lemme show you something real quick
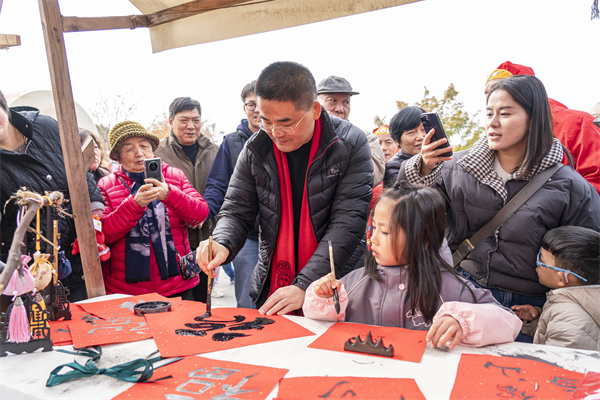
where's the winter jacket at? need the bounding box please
[365,130,386,187]
[383,149,413,188]
[203,120,259,240]
[155,131,217,248]
[532,285,600,351]
[303,265,521,347]
[98,162,208,296]
[399,137,600,296]
[0,107,104,262]
[212,110,373,304]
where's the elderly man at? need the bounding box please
[197,62,373,315]
[316,75,385,187]
[155,97,217,302]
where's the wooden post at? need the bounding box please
[38,0,106,298]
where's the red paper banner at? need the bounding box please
[79,293,183,319]
[568,371,600,400]
[48,303,93,346]
[450,354,584,400]
[145,303,315,357]
[275,376,426,399]
[112,355,289,400]
[307,322,427,363]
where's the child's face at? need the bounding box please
[536,248,561,289]
[371,198,405,266]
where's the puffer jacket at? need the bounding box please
[0,107,104,262]
[304,265,521,346]
[534,285,600,351]
[155,131,217,248]
[399,138,600,296]
[213,110,373,304]
[98,162,208,296]
[383,149,413,188]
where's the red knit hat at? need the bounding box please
[486,61,536,83]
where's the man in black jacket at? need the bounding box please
[197,62,373,315]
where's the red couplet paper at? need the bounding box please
[449,354,584,400]
[145,303,315,357]
[68,312,152,349]
[568,371,600,400]
[307,322,427,363]
[48,303,92,346]
[275,376,426,400]
[112,355,289,400]
[79,293,183,319]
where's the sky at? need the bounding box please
[1,0,599,142]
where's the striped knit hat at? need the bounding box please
[108,120,160,161]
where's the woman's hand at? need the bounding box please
[312,272,341,299]
[426,316,463,350]
[420,128,453,176]
[134,183,159,208]
[145,178,170,201]
[511,304,539,321]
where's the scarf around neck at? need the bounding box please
[268,119,322,300]
[122,169,179,283]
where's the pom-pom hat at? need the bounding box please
[108,120,160,161]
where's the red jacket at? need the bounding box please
[98,162,208,296]
[550,98,600,193]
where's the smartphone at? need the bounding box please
[144,157,162,185]
[420,112,453,158]
[594,118,600,128]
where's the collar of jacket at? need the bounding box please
[166,130,213,151]
[456,137,564,203]
[247,109,339,161]
[9,106,40,140]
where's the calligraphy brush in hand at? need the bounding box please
[202,221,213,318]
[328,235,340,314]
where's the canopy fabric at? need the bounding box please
[130,0,419,53]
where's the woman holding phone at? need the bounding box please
[383,106,427,187]
[98,121,209,298]
[398,75,600,342]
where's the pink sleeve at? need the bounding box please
[433,301,522,347]
[302,281,348,322]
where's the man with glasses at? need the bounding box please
[197,62,373,316]
[203,80,261,308]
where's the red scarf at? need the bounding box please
[269,119,321,299]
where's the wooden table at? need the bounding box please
[1,294,598,399]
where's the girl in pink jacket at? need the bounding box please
[303,181,522,349]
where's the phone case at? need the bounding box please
[178,251,201,280]
[144,158,163,183]
[420,112,453,158]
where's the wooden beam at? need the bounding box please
[38,0,106,299]
[62,15,149,32]
[146,0,254,27]
[0,34,21,49]
[62,0,255,32]
[81,136,95,172]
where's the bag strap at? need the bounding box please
[452,163,564,267]
[118,176,133,192]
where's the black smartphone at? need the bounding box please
[144,157,162,185]
[420,112,453,158]
[594,118,600,128]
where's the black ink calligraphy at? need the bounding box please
[483,362,521,377]
[175,315,275,341]
[319,381,357,398]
